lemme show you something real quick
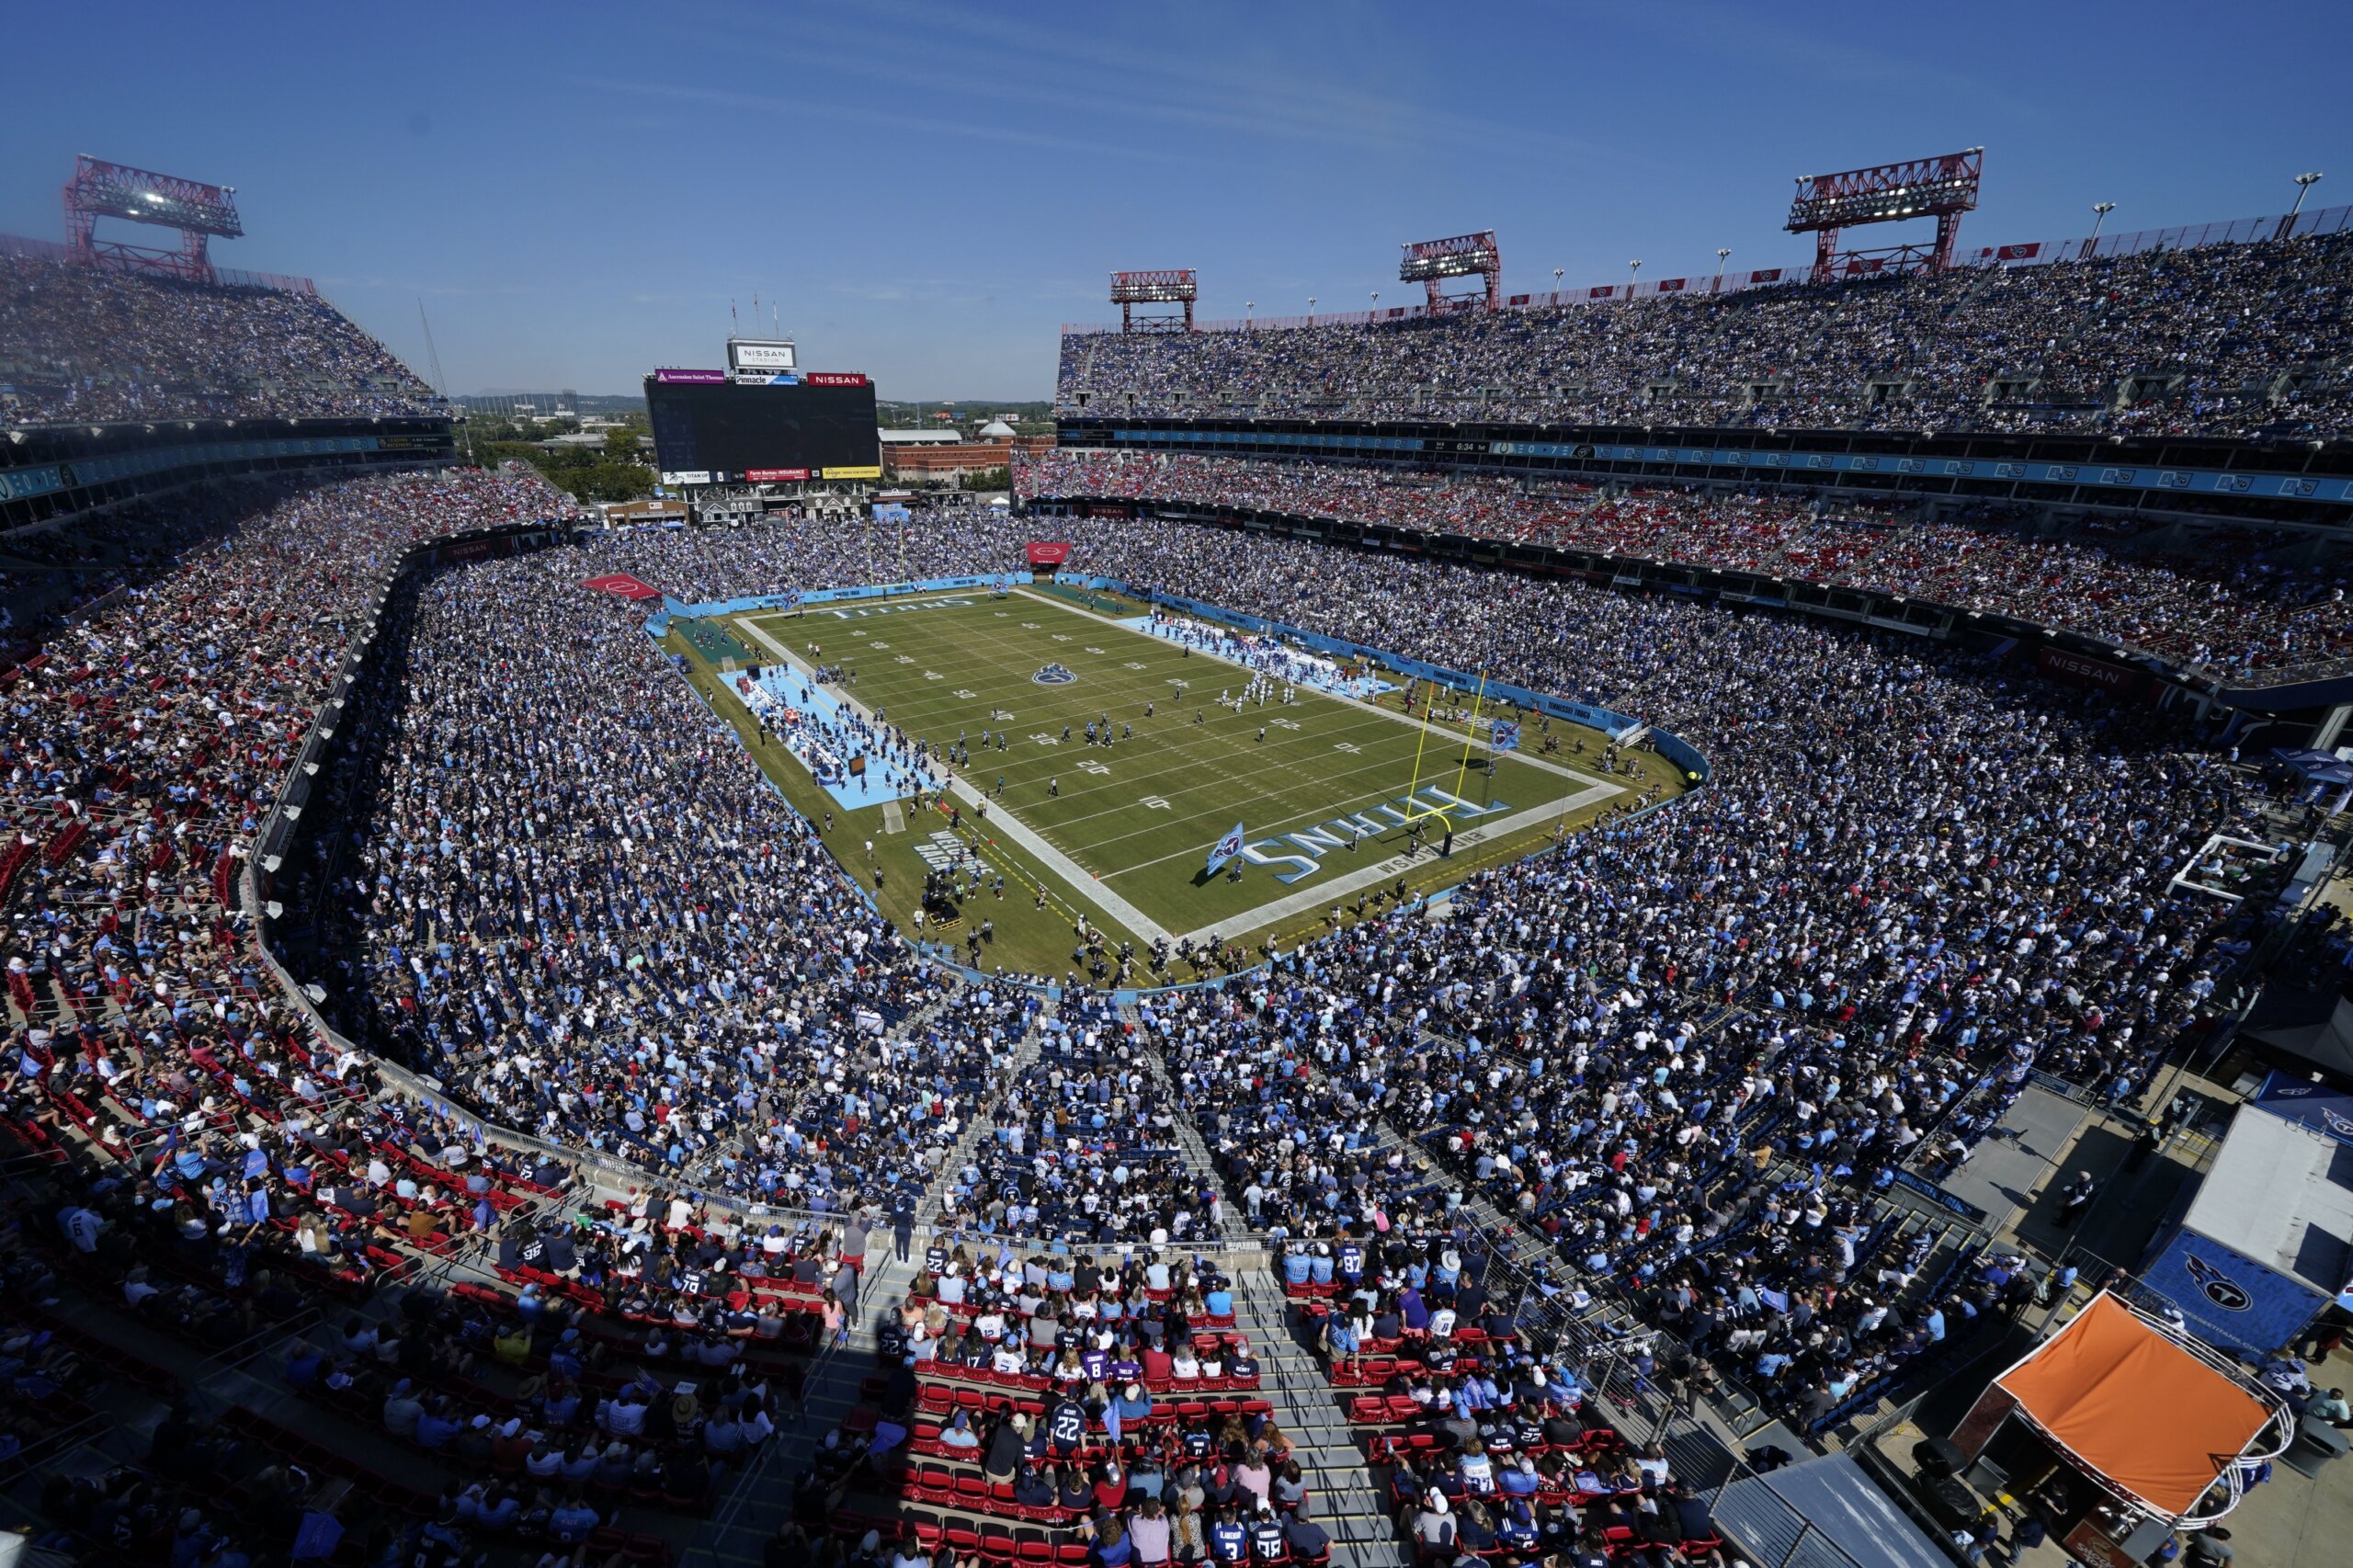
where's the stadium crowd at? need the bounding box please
[1058,233,2353,437]
[0,466,569,1134]
[5,169,2334,1568]
[938,997,1222,1245]
[273,495,2267,1443]
[0,254,440,425]
[1041,517,2262,1430]
[1017,449,2353,681]
[0,472,2300,1561]
[293,541,1048,1214]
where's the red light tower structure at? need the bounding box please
[1400,232,1501,312]
[63,155,244,283]
[1786,148,1982,281]
[1110,270,1198,333]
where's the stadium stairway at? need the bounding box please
[921,999,1053,1232]
[678,1245,919,1568]
[1123,1005,1412,1568]
[1278,1027,1789,1454]
[1229,1269,1414,1568]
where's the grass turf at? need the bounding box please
[729,588,1679,963]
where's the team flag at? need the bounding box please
[1205,822,1247,877]
[1492,720,1521,752]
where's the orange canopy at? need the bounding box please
[1996,1293,2273,1517]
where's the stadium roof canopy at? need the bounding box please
[2182,1108,2353,1303]
[1994,1294,2274,1518]
[2243,986,2353,1083]
[1713,1453,1949,1568]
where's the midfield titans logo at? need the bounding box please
[1032,663,1077,686]
[2184,1253,2252,1312]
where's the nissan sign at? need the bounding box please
[729,339,798,371]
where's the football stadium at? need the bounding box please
[3,18,2352,1568]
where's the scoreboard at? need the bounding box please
[644,370,881,483]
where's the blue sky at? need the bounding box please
[4,1,2346,401]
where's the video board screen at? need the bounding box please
[643,373,880,481]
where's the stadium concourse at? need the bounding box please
[1058,230,2353,437]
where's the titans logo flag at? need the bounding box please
[1205,822,1247,877]
[1491,721,1521,752]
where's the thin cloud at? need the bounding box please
[570,74,1186,164]
[701,0,1619,163]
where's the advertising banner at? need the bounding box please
[1026,541,1074,566]
[2036,644,2144,696]
[822,465,883,481]
[653,369,727,384]
[745,468,812,483]
[805,371,870,387]
[729,339,798,370]
[2143,1228,2325,1362]
[583,574,663,601]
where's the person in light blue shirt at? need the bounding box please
[413,1401,460,1450]
[549,1497,600,1546]
[1324,1314,1360,1374]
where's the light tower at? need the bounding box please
[1109,270,1198,333]
[63,155,244,283]
[1399,231,1501,312]
[2279,172,2325,239]
[2086,202,2116,260]
[1785,148,1984,281]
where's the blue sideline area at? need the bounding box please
[719,662,931,810]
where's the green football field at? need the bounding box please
[726,588,1646,953]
